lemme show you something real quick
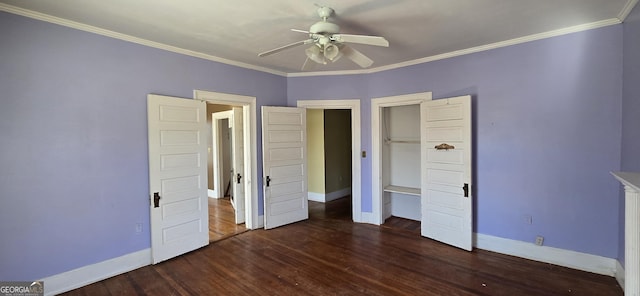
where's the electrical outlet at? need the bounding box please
[135,223,143,233]
[524,215,532,225]
[535,235,544,246]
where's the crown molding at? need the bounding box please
[1,3,628,78]
[288,18,621,77]
[619,0,640,21]
[0,3,288,77]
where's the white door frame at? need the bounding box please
[371,92,432,225]
[194,90,260,229]
[211,110,233,199]
[296,99,363,223]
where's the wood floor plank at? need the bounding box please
[208,197,248,242]
[62,197,622,295]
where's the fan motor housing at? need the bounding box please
[310,21,340,34]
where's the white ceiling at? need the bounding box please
[0,0,636,76]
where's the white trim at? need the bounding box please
[287,19,621,77]
[0,3,286,77]
[325,187,351,202]
[619,0,640,22]
[360,212,378,225]
[474,233,617,276]
[371,92,433,225]
[616,260,625,292]
[307,192,325,202]
[308,187,352,203]
[296,99,362,223]
[612,172,640,294]
[256,215,264,228]
[40,248,151,296]
[194,90,259,230]
[208,189,218,198]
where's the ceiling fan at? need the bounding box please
[258,5,389,70]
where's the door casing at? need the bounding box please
[194,90,260,229]
[372,92,432,225]
[296,99,363,223]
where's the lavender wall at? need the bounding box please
[622,4,640,173]
[619,2,640,267]
[288,25,623,258]
[0,12,286,280]
[0,7,630,282]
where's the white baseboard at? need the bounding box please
[616,260,625,292]
[40,248,151,296]
[308,187,351,203]
[474,233,616,276]
[326,187,351,202]
[308,192,325,202]
[208,189,223,199]
[351,214,617,277]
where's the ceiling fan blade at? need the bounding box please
[291,28,310,34]
[333,34,389,47]
[341,45,374,68]
[258,39,312,57]
[301,57,317,71]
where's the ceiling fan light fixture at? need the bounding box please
[324,43,340,61]
[305,45,326,64]
[258,5,388,69]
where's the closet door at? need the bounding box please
[421,95,472,251]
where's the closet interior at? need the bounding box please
[381,104,422,222]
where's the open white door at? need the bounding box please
[231,107,245,224]
[421,95,473,251]
[148,94,209,264]
[262,106,308,229]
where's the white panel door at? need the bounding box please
[231,107,245,224]
[421,95,473,251]
[148,94,209,264]
[262,106,308,229]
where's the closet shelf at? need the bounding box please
[385,138,420,144]
[384,185,421,196]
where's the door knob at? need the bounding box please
[153,192,161,208]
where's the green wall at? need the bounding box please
[324,109,352,193]
[307,109,325,193]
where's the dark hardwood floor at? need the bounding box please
[63,197,622,295]
[208,197,247,242]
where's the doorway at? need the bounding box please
[194,90,259,230]
[297,99,363,223]
[306,109,353,219]
[208,106,247,241]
